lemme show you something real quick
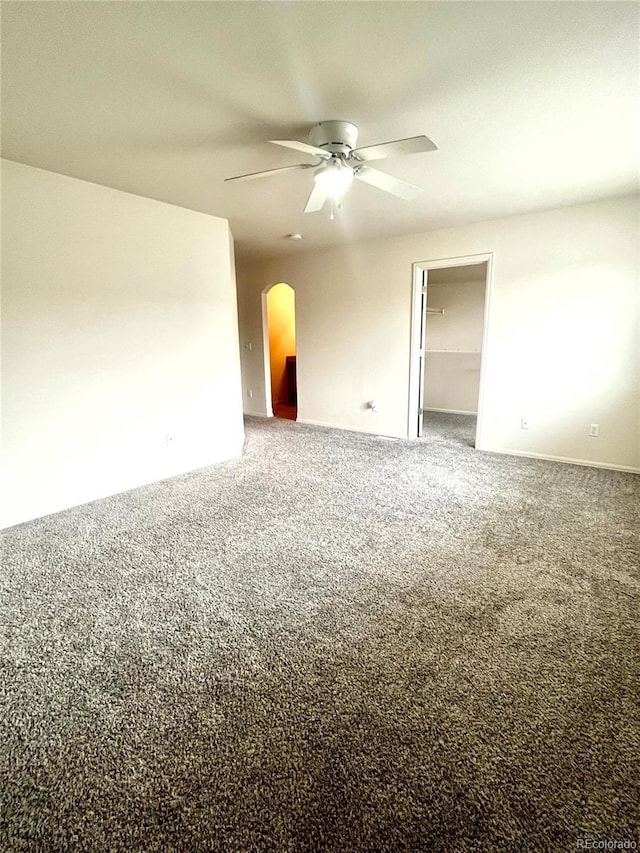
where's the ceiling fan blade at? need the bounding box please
[352,135,437,162]
[270,140,332,160]
[355,166,423,200]
[224,163,315,183]
[304,182,327,213]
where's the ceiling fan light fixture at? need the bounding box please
[314,161,354,197]
[225,122,436,213]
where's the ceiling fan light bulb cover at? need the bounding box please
[314,162,354,197]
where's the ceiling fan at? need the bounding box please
[224,120,437,215]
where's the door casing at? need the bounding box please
[408,253,494,447]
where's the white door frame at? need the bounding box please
[408,252,494,448]
[261,288,274,417]
[416,274,428,438]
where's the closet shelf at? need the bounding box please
[426,349,481,354]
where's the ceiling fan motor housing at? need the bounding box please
[309,121,359,156]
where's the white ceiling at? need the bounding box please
[2,2,638,261]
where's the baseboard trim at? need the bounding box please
[424,407,477,416]
[243,410,272,418]
[483,447,640,474]
[0,443,246,531]
[296,417,402,440]
[265,416,639,474]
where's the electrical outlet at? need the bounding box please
[247,389,253,399]
[166,434,176,447]
[589,423,599,437]
[520,417,529,430]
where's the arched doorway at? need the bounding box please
[263,283,297,420]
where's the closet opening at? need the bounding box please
[408,254,493,448]
[263,282,297,420]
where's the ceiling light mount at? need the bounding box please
[309,120,359,156]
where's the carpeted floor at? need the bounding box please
[1,414,639,852]
[421,411,477,447]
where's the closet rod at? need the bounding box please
[426,308,444,315]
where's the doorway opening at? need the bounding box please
[408,254,493,448]
[263,282,297,420]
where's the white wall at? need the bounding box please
[424,352,482,415]
[424,277,486,414]
[1,160,244,528]
[236,195,639,472]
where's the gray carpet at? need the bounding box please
[421,411,477,447]
[1,414,639,852]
